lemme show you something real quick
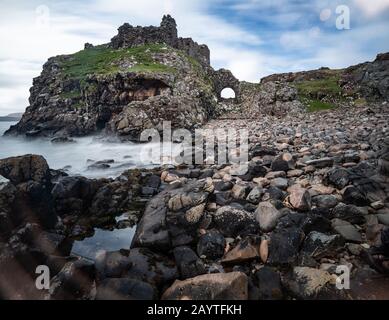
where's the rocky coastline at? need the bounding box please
[1,16,389,300]
[1,101,388,300]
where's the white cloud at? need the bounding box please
[0,0,388,115]
[354,0,389,17]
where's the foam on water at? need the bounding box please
[0,122,181,179]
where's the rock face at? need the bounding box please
[341,53,389,101]
[6,13,387,139]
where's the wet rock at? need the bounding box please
[162,272,248,300]
[324,167,350,189]
[214,180,234,191]
[264,186,286,201]
[221,238,260,264]
[51,136,76,144]
[246,186,264,204]
[0,155,51,185]
[332,219,362,243]
[254,267,283,300]
[305,157,334,169]
[302,231,345,259]
[268,227,304,266]
[231,183,250,200]
[49,258,96,300]
[284,267,338,300]
[197,230,225,260]
[88,163,110,170]
[126,248,178,289]
[287,185,312,211]
[342,186,369,206]
[238,160,267,181]
[95,250,131,280]
[133,179,213,251]
[173,246,206,279]
[377,214,389,226]
[378,153,389,176]
[332,203,366,225]
[213,206,259,237]
[96,278,156,300]
[270,177,288,190]
[271,153,295,172]
[250,145,277,158]
[255,201,285,232]
[312,195,338,208]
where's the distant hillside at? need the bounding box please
[0,112,23,121]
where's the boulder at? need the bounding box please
[287,185,312,211]
[302,231,345,259]
[162,272,248,300]
[255,202,285,232]
[312,195,338,208]
[213,206,259,237]
[254,267,283,300]
[49,258,96,300]
[284,267,338,300]
[378,153,389,176]
[221,238,260,264]
[196,230,225,260]
[246,186,264,204]
[342,186,369,206]
[271,153,295,172]
[332,219,362,243]
[268,226,305,266]
[332,203,366,225]
[0,155,51,185]
[173,246,206,279]
[324,167,350,189]
[96,278,156,300]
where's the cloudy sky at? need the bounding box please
[0,0,389,115]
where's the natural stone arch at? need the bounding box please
[213,69,241,102]
[220,87,236,99]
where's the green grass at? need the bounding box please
[60,44,176,81]
[306,99,336,112]
[296,76,342,98]
[295,74,343,112]
[128,63,175,73]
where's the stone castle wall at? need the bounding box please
[110,15,210,66]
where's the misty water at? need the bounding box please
[0,121,181,179]
[0,121,178,259]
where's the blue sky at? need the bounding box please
[0,0,389,115]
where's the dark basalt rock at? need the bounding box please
[254,267,284,300]
[173,246,206,279]
[332,203,366,225]
[302,231,345,259]
[96,278,156,300]
[213,205,260,238]
[342,186,369,206]
[196,230,225,260]
[49,258,96,300]
[324,167,350,189]
[268,226,305,267]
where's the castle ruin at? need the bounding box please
[110,15,211,66]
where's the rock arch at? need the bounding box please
[213,69,241,102]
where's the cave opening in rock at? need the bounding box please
[220,87,236,100]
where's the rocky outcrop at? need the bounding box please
[110,15,210,66]
[341,53,389,101]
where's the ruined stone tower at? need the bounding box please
[110,15,210,66]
